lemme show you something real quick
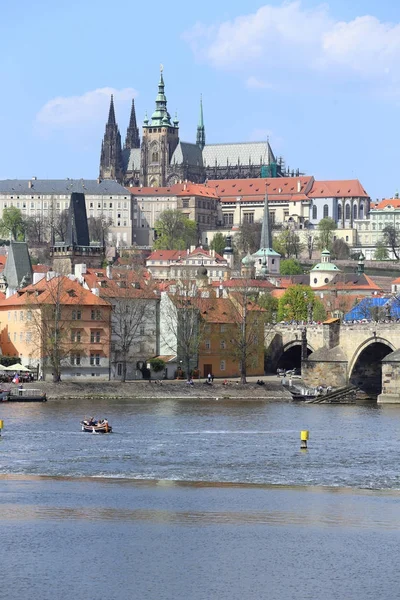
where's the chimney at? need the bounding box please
[28,181,32,189]
[106,264,112,279]
[74,263,87,278]
[91,288,100,297]
[297,180,301,193]
[33,272,45,284]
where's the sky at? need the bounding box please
[1,0,400,200]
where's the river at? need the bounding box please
[1,398,399,599]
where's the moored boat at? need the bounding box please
[81,418,112,433]
[0,389,47,402]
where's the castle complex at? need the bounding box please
[99,68,297,187]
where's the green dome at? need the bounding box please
[311,263,340,272]
[242,253,255,266]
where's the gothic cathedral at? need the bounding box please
[99,68,293,187]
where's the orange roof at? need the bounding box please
[317,274,382,292]
[147,247,225,263]
[373,198,400,210]
[207,176,314,198]
[82,268,157,300]
[0,276,111,308]
[392,276,400,284]
[0,256,6,272]
[32,264,51,273]
[308,180,369,198]
[210,279,274,289]
[129,183,218,198]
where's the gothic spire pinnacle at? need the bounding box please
[196,94,206,150]
[107,94,116,126]
[124,98,140,149]
[260,192,272,251]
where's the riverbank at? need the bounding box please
[16,376,291,401]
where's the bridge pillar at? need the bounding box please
[301,318,347,387]
[377,349,400,403]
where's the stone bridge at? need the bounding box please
[266,320,400,402]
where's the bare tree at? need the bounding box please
[25,276,84,382]
[160,282,207,378]
[88,215,113,244]
[227,286,266,384]
[53,209,69,242]
[382,225,400,260]
[25,214,49,245]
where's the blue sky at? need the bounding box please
[1,0,400,200]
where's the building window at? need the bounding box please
[72,310,82,320]
[90,353,100,366]
[220,360,226,371]
[345,204,351,220]
[117,363,122,376]
[223,213,234,226]
[19,311,24,321]
[71,330,81,342]
[182,199,189,208]
[205,339,211,350]
[26,332,32,343]
[7,311,10,321]
[71,353,81,365]
[220,340,226,349]
[220,324,226,333]
[337,204,342,221]
[312,205,317,220]
[91,309,101,320]
[90,331,101,343]
[353,204,358,219]
[243,212,254,224]
[139,325,145,335]
[323,204,329,218]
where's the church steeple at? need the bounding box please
[150,65,173,127]
[107,94,116,125]
[196,94,206,150]
[124,98,140,149]
[99,94,123,183]
[251,192,281,276]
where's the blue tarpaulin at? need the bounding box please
[344,297,400,321]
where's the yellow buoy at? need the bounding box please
[0,419,3,435]
[300,430,309,449]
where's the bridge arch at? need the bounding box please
[276,341,315,372]
[349,337,395,395]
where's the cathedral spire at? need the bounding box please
[124,98,140,149]
[150,64,172,127]
[196,94,206,150]
[99,94,123,182]
[107,94,116,126]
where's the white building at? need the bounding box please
[354,198,400,259]
[0,178,132,246]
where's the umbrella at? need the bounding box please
[0,364,24,372]
[18,366,33,372]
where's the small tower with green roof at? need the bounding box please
[140,65,180,186]
[310,248,341,288]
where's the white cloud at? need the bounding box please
[184,2,400,90]
[245,76,275,90]
[36,87,137,129]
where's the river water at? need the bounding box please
[1,398,399,599]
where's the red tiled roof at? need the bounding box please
[32,264,51,273]
[210,279,274,289]
[373,198,400,210]
[308,180,369,198]
[207,176,314,198]
[0,256,6,272]
[0,276,111,307]
[147,247,225,262]
[82,268,157,300]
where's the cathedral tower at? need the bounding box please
[140,67,179,187]
[196,95,206,150]
[124,98,140,149]
[99,95,123,183]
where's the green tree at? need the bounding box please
[154,210,198,250]
[256,293,278,323]
[317,217,337,251]
[236,222,261,255]
[210,232,227,256]
[382,225,400,260]
[374,241,389,260]
[273,229,304,258]
[280,258,303,275]
[0,207,26,240]
[277,285,326,322]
